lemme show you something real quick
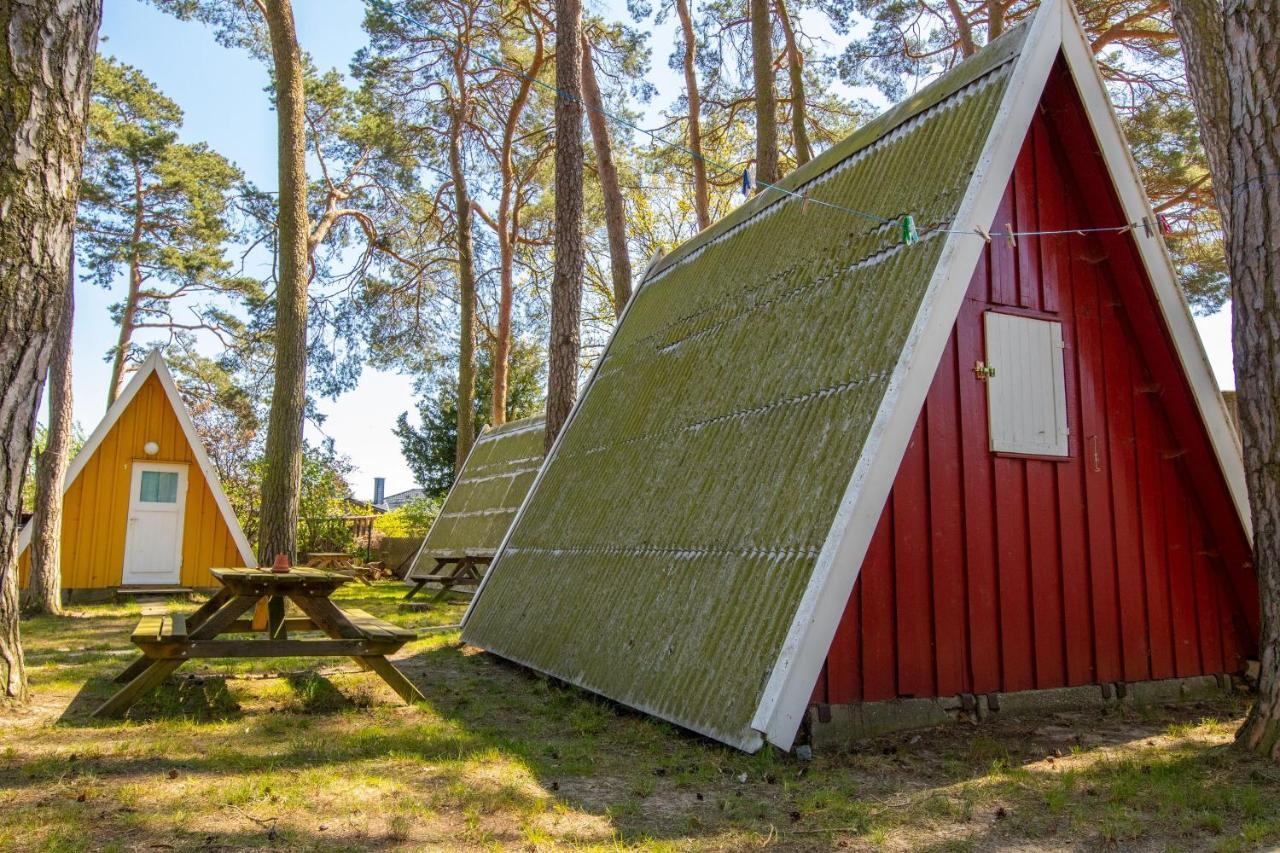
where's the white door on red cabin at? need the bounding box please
[121,462,188,585]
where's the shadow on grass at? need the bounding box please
[283,671,368,713]
[21,596,1279,849]
[58,670,242,724]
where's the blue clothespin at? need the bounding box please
[742,167,753,197]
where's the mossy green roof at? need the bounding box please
[462,26,1029,750]
[409,415,545,570]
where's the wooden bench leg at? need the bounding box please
[357,655,425,704]
[403,579,426,601]
[94,658,184,718]
[113,654,156,684]
[115,588,234,682]
[267,595,287,640]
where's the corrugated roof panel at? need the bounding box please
[412,415,546,563]
[463,31,1026,750]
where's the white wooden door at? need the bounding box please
[121,462,188,585]
[984,311,1070,456]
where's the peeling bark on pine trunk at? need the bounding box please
[773,0,810,167]
[1225,0,1280,760]
[450,102,478,471]
[546,0,585,453]
[581,33,632,316]
[0,0,101,701]
[674,0,710,231]
[256,0,310,565]
[751,0,778,189]
[1169,0,1234,235]
[23,264,74,616]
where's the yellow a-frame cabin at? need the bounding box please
[18,350,256,592]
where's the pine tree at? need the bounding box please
[77,56,256,405]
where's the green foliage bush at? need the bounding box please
[374,495,442,538]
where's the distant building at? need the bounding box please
[377,487,427,512]
[17,351,256,590]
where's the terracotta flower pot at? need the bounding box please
[271,553,291,574]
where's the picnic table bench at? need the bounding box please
[305,552,383,585]
[403,555,490,601]
[95,566,425,717]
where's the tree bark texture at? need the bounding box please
[773,0,810,168]
[546,0,585,453]
[0,0,101,701]
[674,0,711,231]
[751,0,779,189]
[1224,0,1280,759]
[988,0,1005,40]
[256,0,311,565]
[449,101,478,471]
[1169,0,1234,236]
[23,263,74,616]
[581,33,632,316]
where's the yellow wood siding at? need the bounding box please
[18,374,246,588]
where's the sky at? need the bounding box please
[72,0,1237,503]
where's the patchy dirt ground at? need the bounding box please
[2,584,1279,851]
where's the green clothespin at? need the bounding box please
[901,214,919,245]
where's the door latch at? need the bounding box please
[973,361,996,380]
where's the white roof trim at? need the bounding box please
[17,349,258,567]
[752,0,1251,751]
[1054,2,1251,539]
[750,0,1065,750]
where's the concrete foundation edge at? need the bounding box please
[806,673,1233,749]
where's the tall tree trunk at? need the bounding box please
[751,0,779,189]
[492,223,513,428]
[0,0,101,702]
[23,264,74,616]
[674,0,710,231]
[581,33,632,316]
[256,0,310,565]
[546,0,585,453]
[1223,0,1280,759]
[1169,0,1234,236]
[773,0,811,168]
[491,27,544,427]
[944,0,977,57]
[449,101,477,471]
[108,170,144,408]
[988,0,1005,40]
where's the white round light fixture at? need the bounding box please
[143,441,160,456]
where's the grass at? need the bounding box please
[2,582,1279,850]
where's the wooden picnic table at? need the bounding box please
[305,552,380,585]
[94,566,425,718]
[304,552,356,570]
[404,555,490,602]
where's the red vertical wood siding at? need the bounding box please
[816,67,1256,706]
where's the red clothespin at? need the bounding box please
[1157,214,1173,235]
